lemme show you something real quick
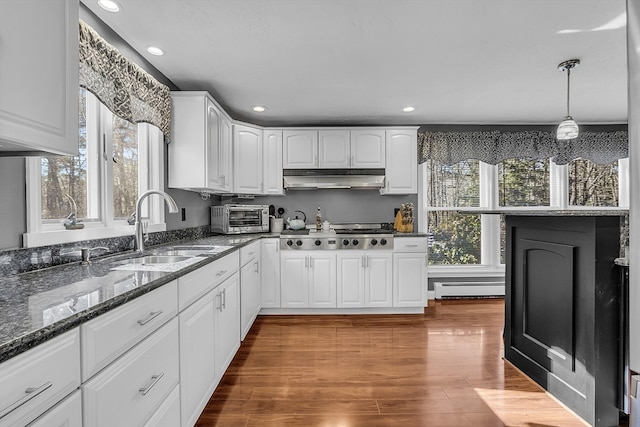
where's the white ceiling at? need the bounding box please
[82,0,628,127]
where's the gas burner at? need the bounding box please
[338,228,390,234]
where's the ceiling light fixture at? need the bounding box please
[146,46,164,56]
[97,0,120,12]
[251,105,267,112]
[402,106,415,112]
[556,59,580,140]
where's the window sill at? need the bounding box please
[428,264,505,279]
[23,223,167,248]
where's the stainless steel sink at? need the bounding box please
[128,255,192,265]
[159,249,209,257]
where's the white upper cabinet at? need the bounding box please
[263,130,284,195]
[0,0,79,156]
[382,128,418,195]
[318,130,350,168]
[169,92,231,193]
[283,130,318,168]
[284,128,386,169]
[350,130,386,168]
[233,124,263,194]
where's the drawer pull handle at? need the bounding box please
[137,310,163,326]
[406,244,418,247]
[0,381,52,418]
[216,269,227,277]
[139,373,164,396]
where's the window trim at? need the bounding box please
[24,95,167,248]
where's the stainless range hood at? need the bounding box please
[283,169,385,190]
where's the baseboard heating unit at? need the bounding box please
[434,281,505,299]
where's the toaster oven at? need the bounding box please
[211,204,269,234]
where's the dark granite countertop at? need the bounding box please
[0,234,264,363]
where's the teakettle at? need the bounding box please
[286,210,307,230]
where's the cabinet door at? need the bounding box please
[143,385,180,427]
[337,253,365,308]
[206,99,222,190]
[280,253,309,307]
[233,125,263,194]
[179,292,216,427]
[240,259,260,340]
[215,273,241,380]
[383,130,417,194]
[365,253,393,307]
[261,239,281,308]
[283,131,318,168]
[309,253,337,308]
[350,130,385,168]
[27,389,81,427]
[263,130,284,194]
[219,114,233,192]
[0,0,79,156]
[393,253,427,307]
[319,130,350,168]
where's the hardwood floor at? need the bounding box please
[195,299,607,426]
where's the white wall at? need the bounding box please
[627,0,639,373]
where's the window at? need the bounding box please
[24,88,166,247]
[425,159,482,265]
[421,157,628,270]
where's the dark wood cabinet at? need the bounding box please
[504,215,621,427]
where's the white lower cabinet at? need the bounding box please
[260,238,281,308]
[27,389,81,427]
[337,252,392,308]
[82,318,180,427]
[0,329,80,427]
[280,252,336,308]
[215,273,241,380]
[240,242,261,340]
[393,238,428,307]
[179,290,216,427]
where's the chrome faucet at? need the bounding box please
[134,190,179,252]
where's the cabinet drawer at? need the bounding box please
[143,384,180,427]
[179,251,239,310]
[81,281,178,381]
[83,317,180,427]
[394,237,428,252]
[240,241,259,266]
[0,329,80,427]
[27,389,81,427]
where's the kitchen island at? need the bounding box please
[502,212,625,427]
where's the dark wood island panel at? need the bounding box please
[504,215,622,427]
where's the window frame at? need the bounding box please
[24,91,167,248]
[420,157,628,274]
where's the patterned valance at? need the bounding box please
[418,130,628,165]
[79,20,171,138]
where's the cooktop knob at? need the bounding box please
[286,239,293,246]
[352,239,359,246]
[371,239,378,245]
[380,238,387,246]
[314,239,322,246]
[342,239,350,246]
[296,240,303,246]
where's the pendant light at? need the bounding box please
[556,59,580,140]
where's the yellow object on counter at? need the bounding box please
[394,211,413,233]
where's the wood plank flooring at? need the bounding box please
[195,299,609,426]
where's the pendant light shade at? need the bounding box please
[556,59,580,141]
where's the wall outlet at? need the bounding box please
[181,208,186,221]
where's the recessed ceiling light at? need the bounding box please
[146,46,164,56]
[402,106,415,112]
[251,105,267,112]
[98,0,120,12]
